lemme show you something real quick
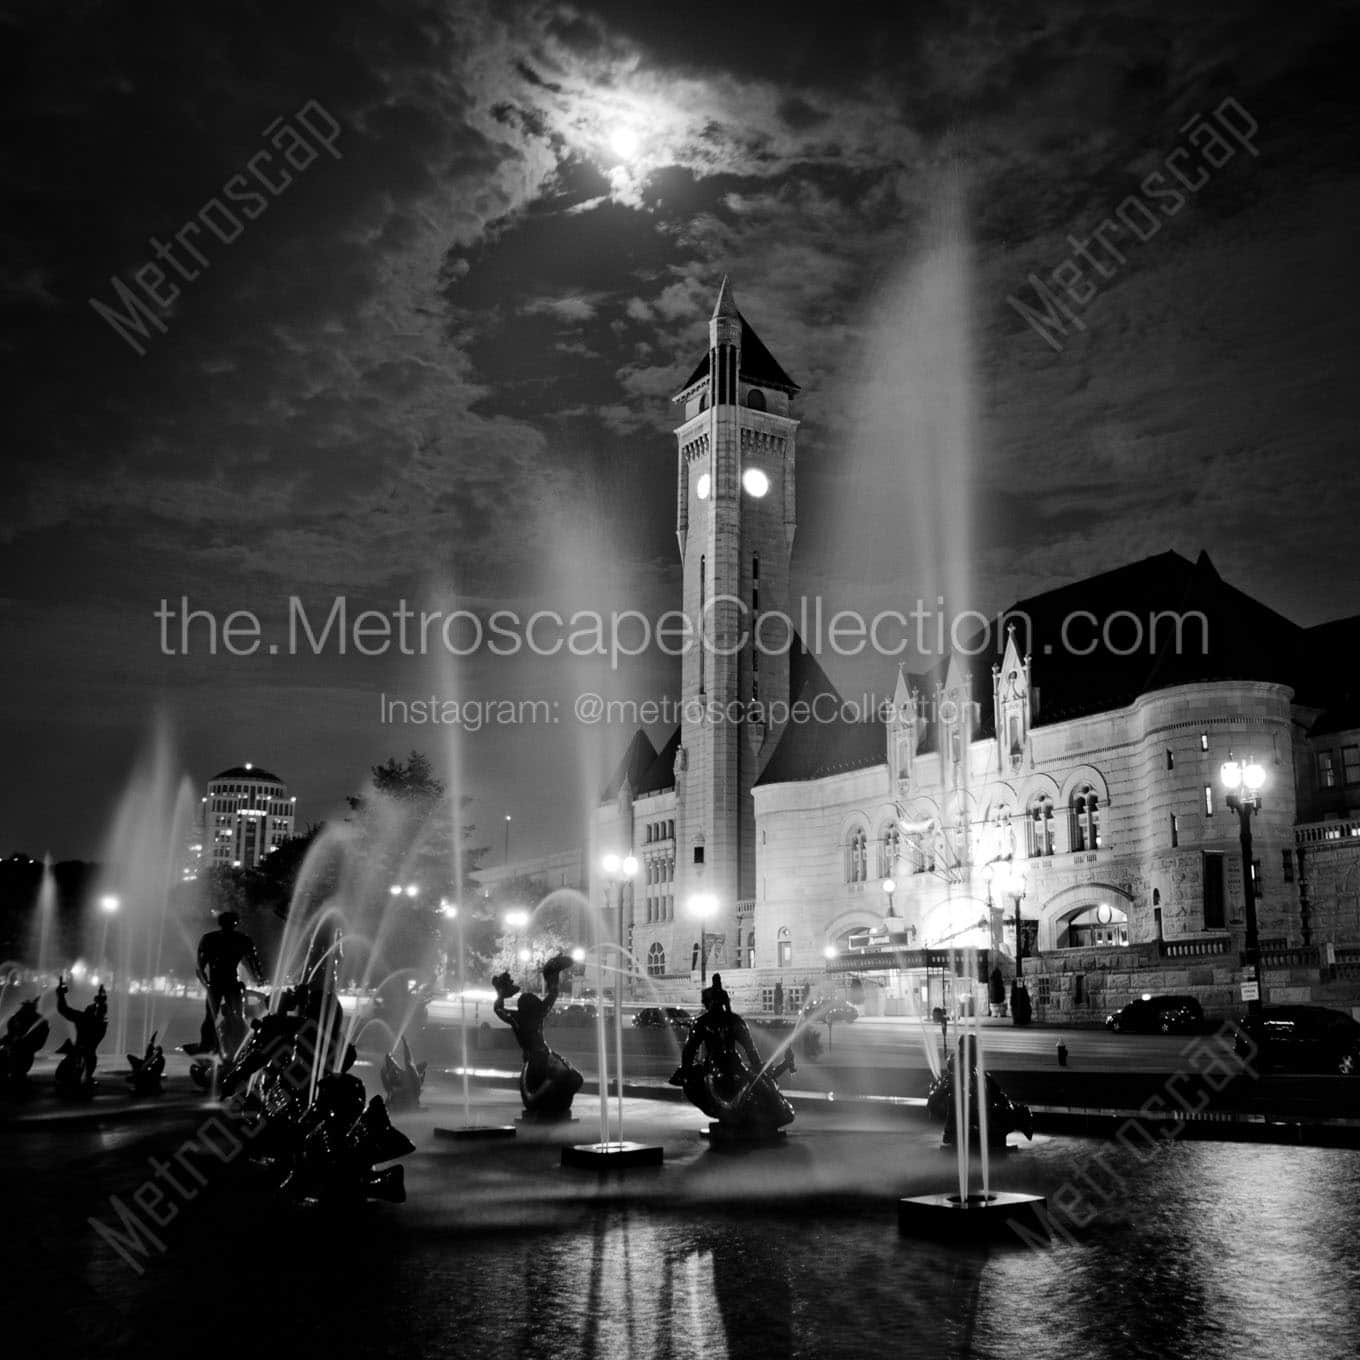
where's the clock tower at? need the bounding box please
[671,278,800,957]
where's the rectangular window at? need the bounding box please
[777,940,792,967]
[1282,849,1295,883]
[1170,813,1179,848]
[1203,785,1214,816]
[1318,752,1337,788]
[1166,749,1175,770]
[1203,852,1226,930]
[694,846,705,865]
[1343,746,1360,785]
[1200,733,1209,751]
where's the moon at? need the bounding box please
[609,125,640,161]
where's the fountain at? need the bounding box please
[433,900,516,1140]
[899,947,1046,1240]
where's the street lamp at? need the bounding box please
[882,877,896,915]
[689,893,718,984]
[1222,757,1267,1017]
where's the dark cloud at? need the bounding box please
[3,0,1356,857]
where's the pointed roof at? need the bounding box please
[755,640,884,786]
[675,280,800,397]
[634,727,682,796]
[951,549,1313,730]
[601,729,658,802]
[712,275,739,320]
[757,549,1341,788]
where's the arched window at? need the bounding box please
[1060,904,1128,948]
[745,387,766,411]
[846,827,868,883]
[1070,786,1101,852]
[777,925,792,968]
[1028,796,1055,857]
[647,942,665,977]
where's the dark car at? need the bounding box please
[802,999,859,1025]
[1233,1005,1360,1075]
[631,1007,693,1035]
[1105,994,1203,1034]
[549,1001,597,1028]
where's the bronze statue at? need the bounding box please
[381,1036,426,1111]
[492,954,583,1119]
[0,997,50,1090]
[54,978,108,1099]
[671,974,795,1133]
[125,1031,166,1096]
[925,1035,1034,1148]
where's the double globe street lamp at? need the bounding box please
[1221,757,1267,1017]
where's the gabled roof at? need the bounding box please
[756,641,883,786]
[951,549,1310,728]
[635,727,681,796]
[677,315,800,396]
[600,730,658,802]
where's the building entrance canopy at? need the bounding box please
[825,949,992,979]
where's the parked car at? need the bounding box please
[803,999,859,1025]
[1233,1005,1360,1075]
[549,1001,598,1028]
[631,1007,694,1035]
[1105,994,1204,1034]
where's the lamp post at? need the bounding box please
[504,813,512,863]
[689,893,717,984]
[1222,757,1267,1017]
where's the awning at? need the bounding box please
[825,948,991,978]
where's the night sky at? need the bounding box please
[5,0,1358,862]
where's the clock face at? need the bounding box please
[695,472,711,500]
[742,467,769,497]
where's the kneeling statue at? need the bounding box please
[493,954,583,1120]
[926,1035,1033,1148]
[671,975,795,1135]
[54,978,107,1099]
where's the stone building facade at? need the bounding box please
[593,280,1360,1021]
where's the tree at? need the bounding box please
[336,752,486,983]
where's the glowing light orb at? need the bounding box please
[695,472,711,500]
[609,126,640,161]
[742,468,769,497]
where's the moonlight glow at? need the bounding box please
[609,125,640,161]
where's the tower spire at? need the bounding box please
[712,275,738,320]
